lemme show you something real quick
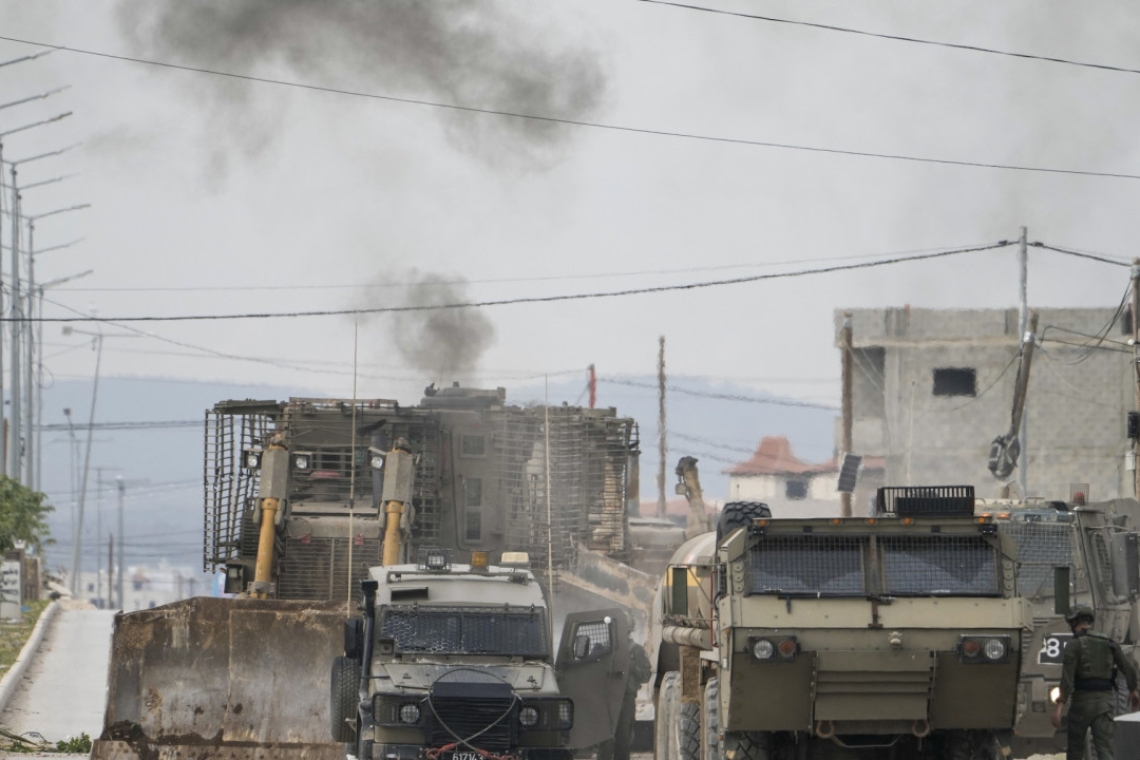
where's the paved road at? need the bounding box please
[0,607,116,745]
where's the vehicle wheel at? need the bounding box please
[330,655,361,743]
[703,678,719,760]
[679,700,701,760]
[721,732,769,760]
[656,672,682,760]
[717,502,772,544]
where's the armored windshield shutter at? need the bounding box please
[671,567,689,617]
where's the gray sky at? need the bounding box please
[0,0,1137,414]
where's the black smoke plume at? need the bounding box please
[388,273,496,379]
[117,0,607,167]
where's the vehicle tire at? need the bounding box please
[721,732,769,760]
[703,678,719,760]
[330,655,360,743]
[679,700,701,760]
[717,502,771,544]
[656,672,682,760]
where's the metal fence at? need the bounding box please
[1004,521,1075,598]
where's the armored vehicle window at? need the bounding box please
[748,536,865,596]
[879,535,998,596]
[379,606,548,657]
[932,367,977,397]
[1005,521,1074,597]
[464,477,484,541]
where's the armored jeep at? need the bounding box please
[651,485,1033,759]
[332,548,632,760]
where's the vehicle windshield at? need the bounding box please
[1002,519,1074,597]
[378,605,549,657]
[747,533,1000,597]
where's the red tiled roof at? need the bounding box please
[725,436,828,476]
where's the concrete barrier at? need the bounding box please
[0,602,60,714]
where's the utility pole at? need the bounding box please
[841,312,854,517]
[7,162,20,481]
[656,336,667,519]
[117,475,125,609]
[107,533,114,610]
[1017,227,1029,497]
[69,330,103,595]
[1132,258,1140,499]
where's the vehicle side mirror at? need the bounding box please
[573,634,590,660]
[1054,566,1071,616]
[344,618,364,660]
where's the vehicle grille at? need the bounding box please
[429,696,515,751]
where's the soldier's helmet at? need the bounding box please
[1065,604,1095,626]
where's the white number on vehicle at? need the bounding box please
[1038,633,1072,665]
[453,752,479,760]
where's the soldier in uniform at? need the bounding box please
[1051,604,1140,759]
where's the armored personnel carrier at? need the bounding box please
[650,485,1033,760]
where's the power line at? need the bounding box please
[37,420,199,432]
[45,245,997,293]
[639,0,1140,77]
[17,241,1013,323]
[604,377,838,410]
[1031,242,1131,267]
[1,35,1138,181]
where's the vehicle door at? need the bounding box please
[555,609,630,749]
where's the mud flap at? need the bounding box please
[92,596,350,760]
[555,608,630,750]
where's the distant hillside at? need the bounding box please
[34,375,835,580]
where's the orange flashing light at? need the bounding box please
[758,519,770,527]
[831,518,842,525]
[867,518,877,525]
[902,517,914,525]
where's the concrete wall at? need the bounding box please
[728,472,841,518]
[837,307,1132,501]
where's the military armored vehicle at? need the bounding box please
[332,548,630,760]
[651,485,1033,760]
[92,387,654,760]
[973,495,1140,757]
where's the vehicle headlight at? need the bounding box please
[371,454,385,470]
[519,707,539,727]
[293,454,310,470]
[752,639,774,660]
[243,450,262,469]
[399,703,421,724]
[1050,686,1062,704]
[983,638,1007,661]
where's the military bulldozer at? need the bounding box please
[650,485,1034,760]
[92,386,658,760]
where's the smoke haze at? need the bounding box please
[388,273,497,379]
[116,0,608,167]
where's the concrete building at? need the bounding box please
[836,306,1132,502]
[74,561,206,610]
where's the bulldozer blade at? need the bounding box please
[92,596,350,760]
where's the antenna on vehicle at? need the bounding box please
[348,319,359,611]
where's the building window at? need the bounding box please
[785,479,808,500]
[464,477,483,541]
[460,434,486,458]
[932,368,977,397]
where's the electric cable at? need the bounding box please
[1031,242,1131,267]
[0,34,1137,180]
[639,0,1140,77]
[15,241,1014,323]
[602,377,838,410]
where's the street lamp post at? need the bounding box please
[23,204,90,486]
[66,326,102,596]
[3,140,79,481]
[33,267,91,492]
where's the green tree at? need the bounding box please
[0,477,52,553]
